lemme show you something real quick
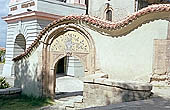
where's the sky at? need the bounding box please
[0,0,10,48]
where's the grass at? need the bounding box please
[0,95,54,110]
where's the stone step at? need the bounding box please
[74,102,84,109]
[54,95,83,110]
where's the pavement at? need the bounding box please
[55,76,83,93]
[83,97,170,110]
[54,76,83,109]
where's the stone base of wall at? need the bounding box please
[80,74,152,108]
[150,73,170,86]
[0,87,22,98]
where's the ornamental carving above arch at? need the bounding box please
[50,31,90,53]
[42,26,96,98]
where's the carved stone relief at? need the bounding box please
[50,31,90,53]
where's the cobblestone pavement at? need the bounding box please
[83,97,170,110]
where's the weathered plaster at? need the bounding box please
[87,20,168,82]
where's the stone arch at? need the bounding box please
[13,34,26,58]
[42,24,96,97]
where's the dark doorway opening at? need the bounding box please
[56,57,66,74]
[54,56,84,102]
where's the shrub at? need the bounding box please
[0,48,5,63]
[0,77,10,89]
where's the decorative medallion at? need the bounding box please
[51,31,89,53]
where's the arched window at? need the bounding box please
[106,10,112,21]
[13,34,26,58]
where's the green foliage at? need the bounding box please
[0,94,54,110]
[0,77,10,89]
[0,49,5,63]
[0,49,5,57]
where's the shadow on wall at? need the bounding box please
[14,59,42,97]
[116,84,152,103]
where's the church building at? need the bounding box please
[2,0,170,103]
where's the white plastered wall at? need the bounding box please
[87,20,168,82]
[14,43,43,97]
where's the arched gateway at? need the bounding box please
[13,4,170,98]
[42,25,96,97]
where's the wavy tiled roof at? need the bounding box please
[13,4,170,61]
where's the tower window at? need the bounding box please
[106,10,112,21]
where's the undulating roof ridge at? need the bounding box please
[12,4,170,61]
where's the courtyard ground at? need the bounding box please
[1,76,170,110]
[83,96,170,110]
[0,95,54,110]
[41,76,170,110]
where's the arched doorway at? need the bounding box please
[54,56,84,98]
[13,34,26,58]
[42,25,96,98]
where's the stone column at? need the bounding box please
[151,39,170,85]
